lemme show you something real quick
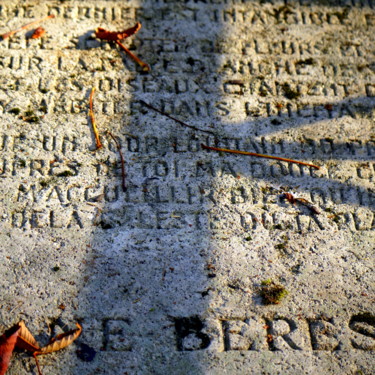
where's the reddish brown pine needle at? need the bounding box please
[32,354,43,375]
[140,101,215,135]
[89,88,103,150]
[201,144,320,170]
[107,131,126,192]
[116,40,150,72]
[1,14,55,40]
[139,101,320,169]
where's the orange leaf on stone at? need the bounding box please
[95,22,141,41]
[16,321,40,352]
[0,320,82,375]
[0,323,20,375]
[34,322,82,356]
[95,22,150,72]
[32,323,82,375]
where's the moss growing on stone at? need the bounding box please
[23,109,40,123]
[295,58,315,66]
[275,243,286,250]
[261,279,272,286]
[332,215,341,223]
[271,119,282,125]
[56,170,74,177]
[282,84,300,100]
[39,177,58,187]
[9,108,21,115]
[259,279,288,305]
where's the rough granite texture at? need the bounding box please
[0,0,374,374]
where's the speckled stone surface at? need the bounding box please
[0,1,374,374]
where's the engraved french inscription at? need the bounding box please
[0,0,374,374]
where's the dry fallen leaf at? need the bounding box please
[0,321,82,375]
[35,322,82,355]
[16,321,40,352]
[0,324,20,375]
[95,22,141,41]
[32,322,82,375]
[95,22,150,72]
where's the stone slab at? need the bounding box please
[0,0,374,374]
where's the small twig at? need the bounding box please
[201,144,320,170]
[89,88,103,150]
[281,192,320,214]
[139,100,320,170]
[33,353,43,375]
[116,40,150,72]
[139,100,215,135]
[107,131,126,192]
[1,14,55,40]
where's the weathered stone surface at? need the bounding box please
[0,0,374,374]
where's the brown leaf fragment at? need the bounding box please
[16,321,40,352]
[95,22,141,41]
[30,27,46,39]
[281,192,296,204]
[0,323,20,375]
[35,323,82,356]
[281,193,320,214]
[296,198,320,214]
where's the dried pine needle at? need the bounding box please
[89,88,103,150]
[116,40,150,72]
[1,14,55,40]
[201,144,320,170]
[140,101,214,135]
[139,100,321,170]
